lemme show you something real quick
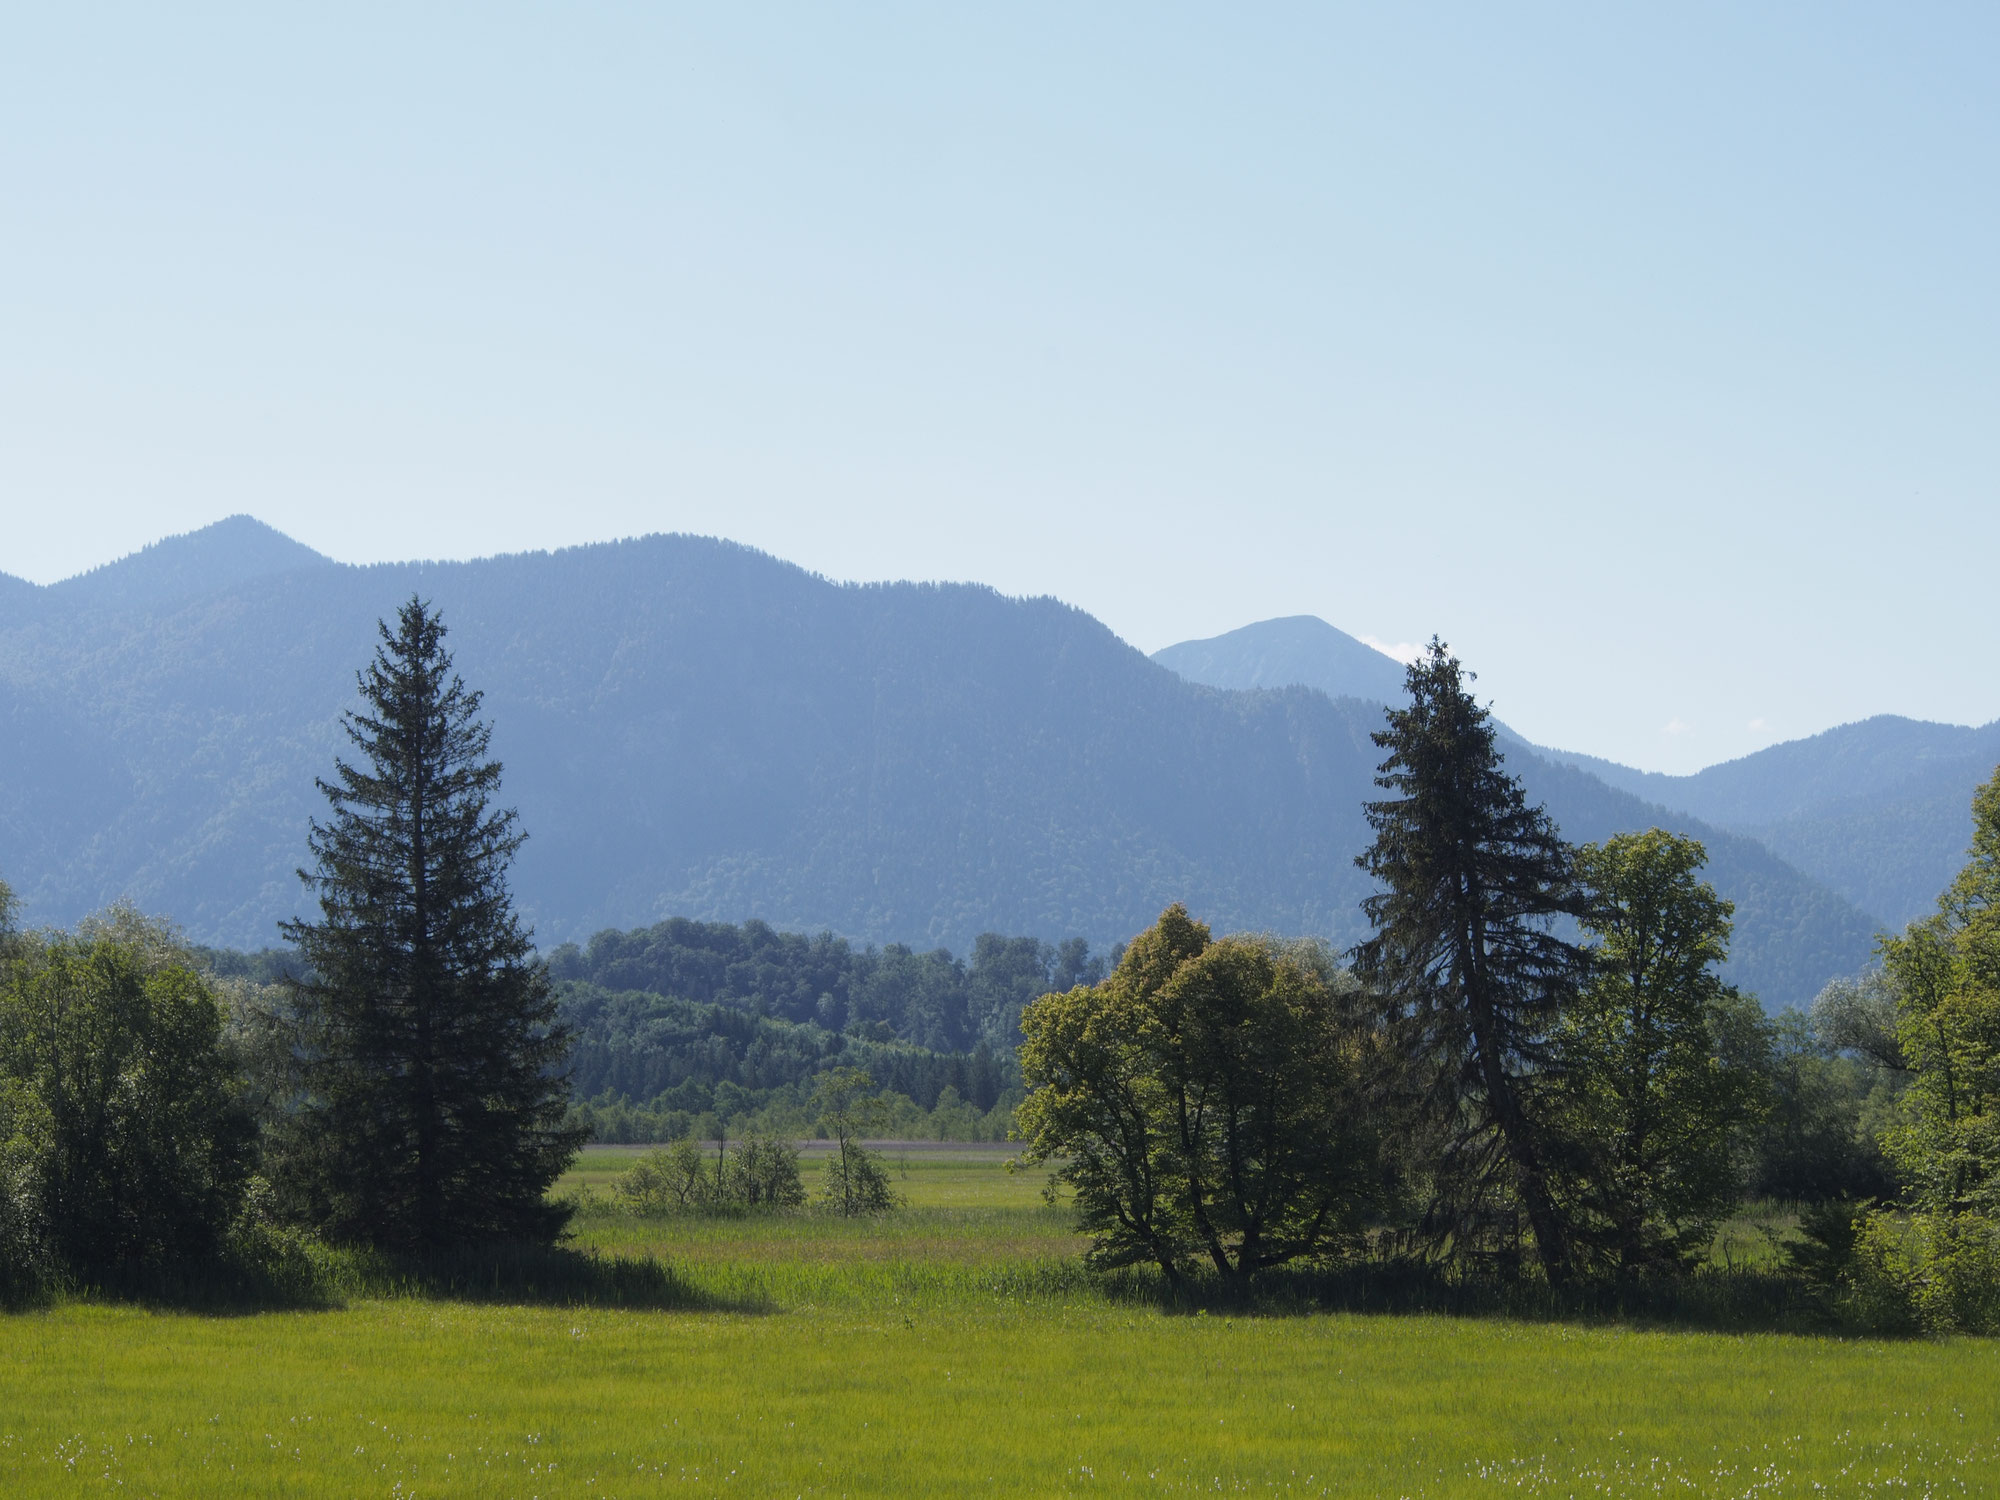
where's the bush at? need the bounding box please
[617,1140,715,1213]
[1845,1209,2000,1334]
[820,1144,898,1216]
[614,1134,806,1215]
[813,1068,902,1216]
[0,1085,49,1303]
[0,909,256,1284]
[730,1134,806,1208]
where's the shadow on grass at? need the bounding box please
[18,1238,765,1317]
[1093,1260,1866,1336]
[334,1240,768,1314]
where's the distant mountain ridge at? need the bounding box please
[1151,616,1410,705]
[1154,616,2000,932]
[0,520,1883,1009]
[43,515,335,613]
[1536,720,2000,930]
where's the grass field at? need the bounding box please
[3,1144,1997,1497]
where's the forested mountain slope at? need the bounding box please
[1539,719,2000,928]
[1159,615,1999,934]
[0,521,1875,1006]
[45,513,337,613]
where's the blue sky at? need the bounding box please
[2,4,1994,773]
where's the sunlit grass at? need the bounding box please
[7,1298,2000,1496]
[3,1150,1996,1496]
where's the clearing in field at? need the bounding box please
[2,1145,1995,1497]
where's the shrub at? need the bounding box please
[1845,1208,2000,1334]
[820,1144,898,1216]
[615,1133,807,1215]
[728,1134,805,1208]
[0,909,256,1283]
[617,1140,714,1214]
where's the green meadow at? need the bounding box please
[3,1146,1997,1498]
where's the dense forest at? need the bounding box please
[180,918,1111,1141]
[550,918,1106,1139]
[549,917,1105,1051]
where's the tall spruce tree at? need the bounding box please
[278,599,583,1251]
[1353,640,1587,1282]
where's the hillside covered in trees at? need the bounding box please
[0,517,1883,1007]
[1158,615,2000,932]
[549,916,1106,1136]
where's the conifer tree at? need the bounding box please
[1353,640,1586,1282]
[277,599,582,1251]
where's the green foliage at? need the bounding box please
[551,915,1101,1067]
[1841,762,2000,1331]
[557,979,1016,1116]
[546,918,1059,1148]
[1813,968,1909,1073]
[567,1072,1021,1147]
[0,908,255,1286]
[613,1133,807,1215]
[616,1139,714,1213]
[274,599,583,1252]
[730,1133,807,1207]
[1846,1204,2000,1334]
[1553,831,1771,1274]
[1018,906,1388,1285]
[1353,640,1588,1282]
[0,878,34,1296]
[812,1069,900,1216]
[1752,1013,1896,1203]
[1747,985,1904,1205]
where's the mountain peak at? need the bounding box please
[49,515,335,612]
[1152,615,1410,704]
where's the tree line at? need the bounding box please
[559,982,1018,1145]
[549,918,1105,1055]
[0,599,1031,1295]
[2,601,578,1293]
[1017,642,1988,1325]
[1,607,1993,1324]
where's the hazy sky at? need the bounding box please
[3,4,1994,774]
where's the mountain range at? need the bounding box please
[2,516,1981,1010]
[1153,616,1997,933]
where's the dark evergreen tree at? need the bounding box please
[1352,640,1587,1283]
[277,599,583,1251]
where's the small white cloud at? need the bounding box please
[1747,717,1772,734]
[1361,635,1424,666]
[1662,717,1693,736]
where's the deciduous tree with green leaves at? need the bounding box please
[1552,830,1770,1275]
[276,599,583,1252]
[617,1138,713,1213]
[1857,765,2000,1328]
[0,908,255,1282]
[1018,905,1388,1287]
[813,1068,898,1215]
